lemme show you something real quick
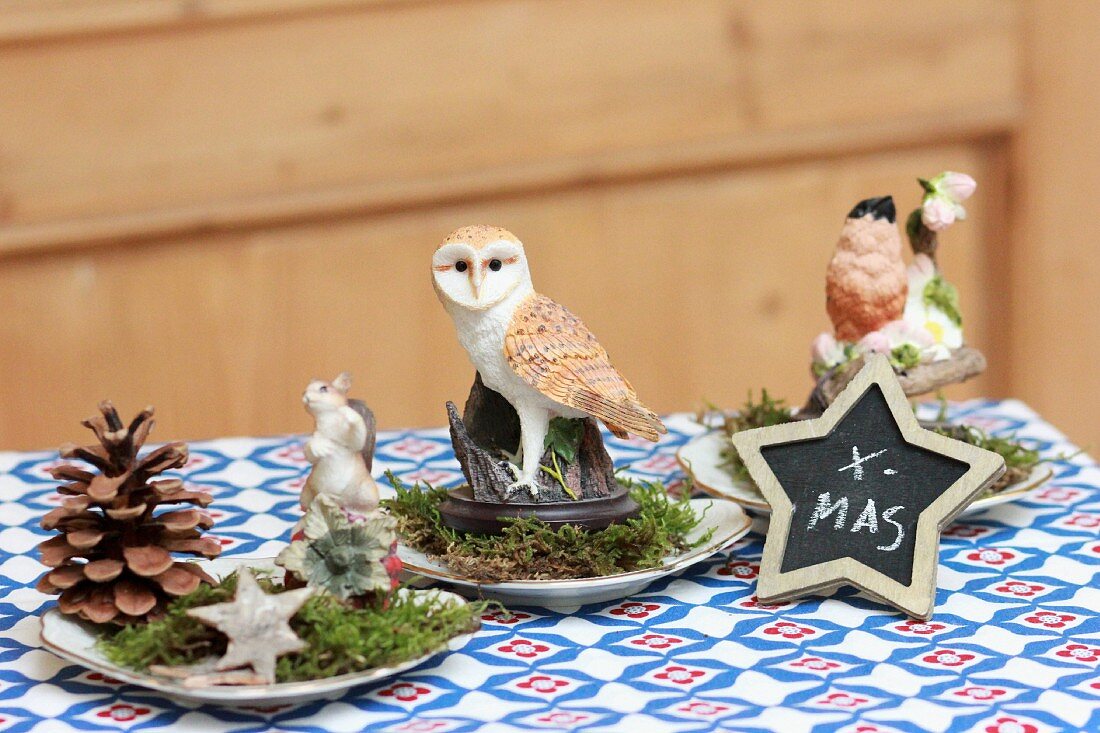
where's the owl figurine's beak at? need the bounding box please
[469,266,484,301]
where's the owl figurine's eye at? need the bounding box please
[489,259,502,272]
[455,261,468,273]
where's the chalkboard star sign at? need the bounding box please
[730,354,1005,619]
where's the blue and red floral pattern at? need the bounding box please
[0,400,1097,731]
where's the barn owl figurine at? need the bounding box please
[432,225,666,498]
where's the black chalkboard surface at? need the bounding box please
[763,385,968,586]
[730,355,1005,619]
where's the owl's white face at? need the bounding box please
[432,238,531,310]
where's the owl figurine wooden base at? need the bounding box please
[431,226,667,532]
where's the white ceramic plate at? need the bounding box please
[397,498,751,608]
[39,557,478,707]
[677,430,1055,516]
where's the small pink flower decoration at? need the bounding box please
[921,195,957,231]
[938,171,978,201]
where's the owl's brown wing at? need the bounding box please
[505,294,666,441]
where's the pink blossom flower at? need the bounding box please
[812,332,845,367]
[936,171,977,202]
[858,330,892,355]
[922,195,957,231]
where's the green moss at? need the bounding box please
[934,424,1044,496]
[924,274,963,326]
[383,476,708,582]
[99,572,484,683]
[890,343,923,370]
[714,390,796,481]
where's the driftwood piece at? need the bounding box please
[447,373,618,504]
[804,346,987,415]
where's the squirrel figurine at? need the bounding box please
[301,372,380,515]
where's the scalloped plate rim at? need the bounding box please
[677,430,1055,516]
[39,557,478,706]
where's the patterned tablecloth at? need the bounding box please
[1,400,1098,733]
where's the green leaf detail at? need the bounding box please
[923,274,963,327]
[544,417,585,465]
[889,343,923,370]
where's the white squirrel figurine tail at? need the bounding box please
[301,372,380,515]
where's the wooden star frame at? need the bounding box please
[731,354,1005,619]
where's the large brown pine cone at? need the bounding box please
[35,402,222,624]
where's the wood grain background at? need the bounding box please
[0,1,1092,450]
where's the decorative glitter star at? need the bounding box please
[186,568,313,683]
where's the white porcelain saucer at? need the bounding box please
[39,557,478,707]
[397,498,751,608]
[677,430,1054,516]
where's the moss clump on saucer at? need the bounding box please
[99,572,483,683]
[384,476,709,583]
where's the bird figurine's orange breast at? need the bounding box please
[825,196,909,343]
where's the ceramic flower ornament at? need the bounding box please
[920,172,976,232]
[277,496,399,600]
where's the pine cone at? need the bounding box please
[36,402,222,624]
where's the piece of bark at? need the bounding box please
[804,346,987,414]
[447,374,619,504]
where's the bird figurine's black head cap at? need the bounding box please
[847,195,896,223]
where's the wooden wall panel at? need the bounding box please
[1014,3,1100,448]
[0,0,1019,252]
[0,144,1003,449]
